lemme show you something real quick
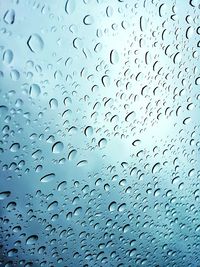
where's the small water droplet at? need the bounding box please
[110,49,119,64]
[74,206,82,216]
[68,149,77,160]
[83,15,94,25]
[27,34,44,53]
[3,50,13,64]
[52,141,64,153]
[0,105,8,118]
[26,235,38,245]
[123,224,130,233]
[102,75,110,87]
[65,0,76,14]
[57,181,67,191]
[118,203,126,212]
[152,163,161,174]
[0,191,11,200]
[10,143,20,152]
[4,9,15,24]
[47,201,58,211]
[98,138,107,148]
[49,98,58,109]
[84,126,93,137]
[40,173,55,183]
[7,248,18,257]
[77,160,87,167]
[108,201,117,212]
[29,84,41,97]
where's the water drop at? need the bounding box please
[0,191,11,200]
[10,143,20,152]
[57,181,67,191]
[29,84,41,97]
[52,141,64,153]
[83,15,94,25]
[110,49,119,64]
[65,0,76,14]
[74,206,82,216]
[84,126,93,137]
[3,50,13,65]
[47,201,58,211]
[4,9,15,24]
[152,163,161,174]
[27,34,44,53]
[123,224,130,233]
[49,98,58,109]
[98,138,107,148]
[0,105,8,118]
[40,173,55,183]
[77,160,87,167]
[68,149,77,160]
[108,201,117,212]
[26,235,38,245]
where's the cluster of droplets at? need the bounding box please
[0,0,200,266]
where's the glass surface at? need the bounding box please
[0,0,200,266]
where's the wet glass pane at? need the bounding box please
[0,0,200,266]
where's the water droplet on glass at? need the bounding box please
[49,98,58,109]
[27,34,44,53]
[4,9,15,24]
[83,15,94,25]
[108,201,117,212]
[84,126,93,137]
[57,181,67,191]
[52,141,64,153]
[65,0,76,14]
[77,160,87,167]
[110,49,119,64]
[0,191,11,200]
[98,138,107,148]
[10,143,20,152]
[3,50,13,65]
[68,149,77,160]
[29,84,41,97]
[26,235,38,245]
[40,173,55,183]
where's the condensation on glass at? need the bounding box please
[0,0,200,266]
